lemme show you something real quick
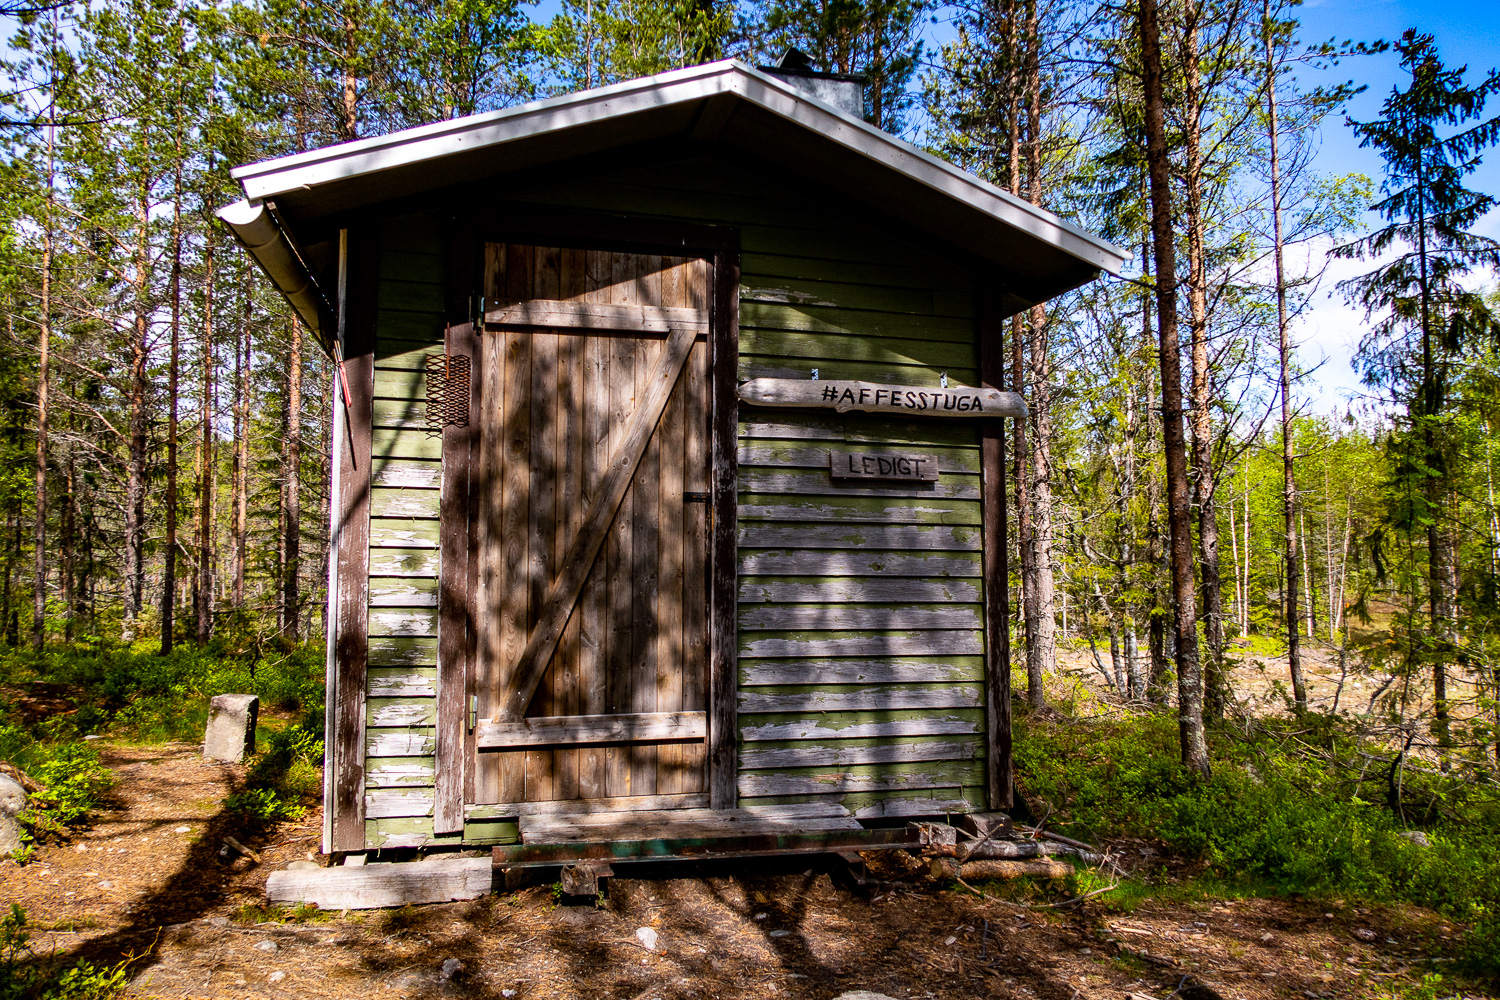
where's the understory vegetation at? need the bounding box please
[1014,703,1500,983]
[0,640,324,848]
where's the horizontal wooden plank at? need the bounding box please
[740,468,981,500]
[372,397,429,430]
[379,279,445,313]
[852,794,980,818]
[740,253,973,303]
[739,302,975,343]
[365,727,435,757]
[738,523,980,551]
[534,802,852,827]
[366,757,437,787]
[368,668,437,697]
[738,710,984,742]
[737,760,981,797]
[740,441,981,474]
[370,547,442,577]
[739,278,939,318]
[267,857,495,910]
[376,311,443,346]
[364,817,462,850]
[371,460,442,489]
[740,631,985,658]
[475,711,706,748]
[738,496,981,526]
[369,517,440,549]
[737,548,981,578]
[740,356,979,390]
[465,793,710,819]
[368,697,436,727]
[372,428,444,461]
[737,684,983,713]
[739,416,980,447]
[369,577,439,608]
[738,657,983,685]
[380,249,445,284]
[370,487,440,519]
[368,637,438,667]
[738,577,981,604]
[485,300,708,334]
[369,608,438,638]
[366,787,435,819]
[740,737,982,769]
[739,604,982,631]
[374,367,428,398]
[520,807,861,845]
[739,329,978,370]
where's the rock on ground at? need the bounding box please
[0,774,27,854]
[204,694,259,763]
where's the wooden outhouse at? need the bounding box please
[220,59,1125,862]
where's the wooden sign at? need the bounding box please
[831,450,940,482]
[738,377,1027,418]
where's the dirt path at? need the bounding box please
[1,744,1484,1000]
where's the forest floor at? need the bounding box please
[3,741,1490,1000]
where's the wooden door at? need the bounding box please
[467,244,712,809]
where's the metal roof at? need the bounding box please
[221,59,1125,341]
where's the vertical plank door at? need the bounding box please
[468,245,712,811]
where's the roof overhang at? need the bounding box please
[220,59,1126,346]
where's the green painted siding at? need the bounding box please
[365,214,450,845]
[357,158,992,847]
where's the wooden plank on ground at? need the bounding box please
[267,857,496,910]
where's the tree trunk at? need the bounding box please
[162,158,183,655]
[1182,2,1225,720]
[1022,0,1055,705]
[33,104,58,651]
[197,227,215,643]
[1140,0,1210,777]
[1263,0,1306,710]
[283,316,303,639]
[234,274,251,607]
[123,193,151,642]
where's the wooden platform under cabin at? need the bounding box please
[492,802,922,867]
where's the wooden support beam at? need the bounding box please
[979,282,1014,811]
[496,323,700,722]
[330,228,377,853]
[708,247,740,811]
[267,857,496,910]
[475,711,706,748]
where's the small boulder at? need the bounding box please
[204,694,259,763]
[284,860,321,871]
[0,775,26,854]
[833,993,900,1000]
[440,958,463,980]
[254,940,279,952]
[1400,830,1430,847]
[635,927,658,952]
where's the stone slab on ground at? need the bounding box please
[204,693,259,763]
[0,773,26,853]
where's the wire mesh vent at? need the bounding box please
[425,353,470,435]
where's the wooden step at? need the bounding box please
[520,804,860,845]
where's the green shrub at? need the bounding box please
[1014,709,1500,977]
[0,727,113,845]
[0,905,130,1000]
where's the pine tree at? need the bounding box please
[1338,31,1500,747]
